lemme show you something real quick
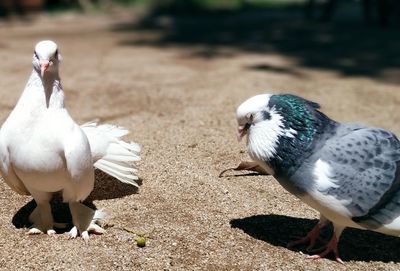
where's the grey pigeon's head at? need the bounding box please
[236,93,334,167]
[32,40,62,78]
[236,94,274,141]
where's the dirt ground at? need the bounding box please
[0,9,399,271]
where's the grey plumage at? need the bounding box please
[236,93,400,262]
[319,127,400,227]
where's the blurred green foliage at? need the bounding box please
[126,0,306,10]
[47,0,307,11]
[0,0,309,15]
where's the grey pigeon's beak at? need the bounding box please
[40,60,50,77]
[237,124,249,141]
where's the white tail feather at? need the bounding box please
[81,121,140,187]
[120,140,141,153]
[103,153,141,162]
[94,160,139,186]
[95,159,138,174]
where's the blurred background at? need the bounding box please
[1,0,400,26]
[1,0,399,84]
[2,0,400,26]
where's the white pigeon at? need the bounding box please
[236,93,400,263]
[0,40,140,240]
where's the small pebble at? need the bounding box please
[136,237,146,247]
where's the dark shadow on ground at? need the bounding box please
[112,3,400,84]
[12,169,140,231]
[12,198,99,232]
[87,169,140,201]
[247,63,307,78]
[230,214,400,263]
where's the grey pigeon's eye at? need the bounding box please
[246,113,253,122]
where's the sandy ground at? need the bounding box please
[0,10,399,271]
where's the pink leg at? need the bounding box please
[287,223,324,250]
[287,215,330,251]
[307,225,345,264]
[307,234,343,264]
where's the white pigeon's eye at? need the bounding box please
[34,51,39,59]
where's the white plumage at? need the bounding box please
[82,121,140,186]
[0,40,140,240]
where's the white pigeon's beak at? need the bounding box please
[237,125,248,141]
[40,60,50,77]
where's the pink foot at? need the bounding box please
[307,235,344,264]
[287,223,324,251]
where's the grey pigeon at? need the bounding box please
[236,93,400,262]
[0,40,140,240]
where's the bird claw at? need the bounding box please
[81,231,89,242]
[28,227,56,236]
[306,234,344,264]
[287,221,330,252]
[88,223,106,235]
[307,253,344,264]
[68,226,78,239]
[28,228,43,235]
[219,160,271,177]
[336,257,344,264]
[47,229,56,236]
[306,254,322,260]
[308,242,332,254]
[67,223,104,240]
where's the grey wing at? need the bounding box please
[319,125,400,229]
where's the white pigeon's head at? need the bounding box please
[32,40,62,77]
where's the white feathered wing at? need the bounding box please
[81,121,141,186]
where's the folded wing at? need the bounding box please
[317,126,400,228]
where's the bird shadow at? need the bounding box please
[220,172,264,178]
[12,198,73,232]
[230,214,400,263]
[12,169,141,231]
[86,169,141,201]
